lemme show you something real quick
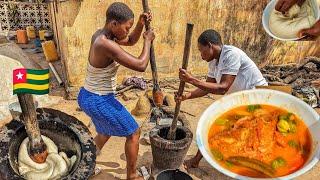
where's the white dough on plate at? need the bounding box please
[269,0,317,39]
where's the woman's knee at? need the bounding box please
[96,133,110,141]
[127,128,140,141]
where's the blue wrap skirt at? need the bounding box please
[77,87,139,137]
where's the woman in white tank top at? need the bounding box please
[77,2,154,179]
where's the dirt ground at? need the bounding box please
[1,89,319,180]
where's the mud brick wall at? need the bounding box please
[49,0,320,94]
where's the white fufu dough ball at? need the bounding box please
[269,1,317,39]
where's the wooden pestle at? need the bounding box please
[167,23,194,140]
[142,0,164,107]
[18,94,48,163]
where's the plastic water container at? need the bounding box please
[34,38,42,48]
[42,40,59,62]
[44,30,54,41]
[26,26,36,39]
[39,30,46,41]
[16,30,28,44]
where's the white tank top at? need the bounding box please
[84,61,120,95]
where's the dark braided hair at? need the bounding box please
[106,2,134,23]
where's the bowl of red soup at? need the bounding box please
[197,89,320,179]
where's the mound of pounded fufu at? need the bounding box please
[269,0,317,39]
[18,135,77,180]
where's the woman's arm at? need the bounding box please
[275,0,305,13]
[185,77,217,99]
[175,77,216,102]
[117,12,152,46]
[299,20,320,39]
[179,69,236,95]
[188,74,236,95]
[100,29,155,72]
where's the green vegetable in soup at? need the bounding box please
[278,113,293,121]
[247,104,261,112]
[288,140,299,149]
[214,118,229,126]
[279,115,289,121]
[271,157,286,169]
[288,113,294,120]
[277,113,297,133]
[227,156,275,177]
[288,120,297,133]
[211,149,223,161]
[225,161,234,168]
[277,119,290,133]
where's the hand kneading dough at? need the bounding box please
[18,135,77,180]
[269,0,317,39]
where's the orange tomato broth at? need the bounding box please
[207,104,312,178]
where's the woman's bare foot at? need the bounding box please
[183,157,200,170]
[91,167,102,177]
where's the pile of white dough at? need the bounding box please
[18,135,77,180]
[269,0,317,39]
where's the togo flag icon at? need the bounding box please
[13,68,49,95]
